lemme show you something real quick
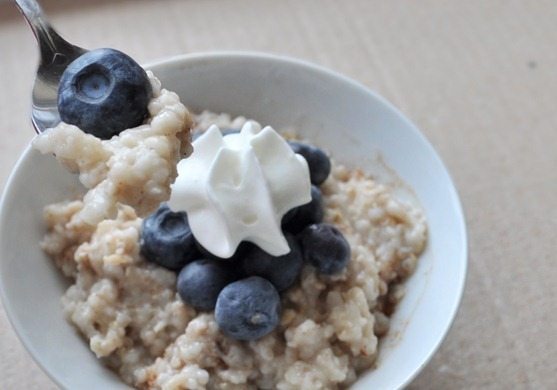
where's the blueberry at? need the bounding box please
[289,141,331,185]
[177,259,235,311]
[240,234,303,292]
[282,185,324,234]
[58,48,152,139]
[215,276,281,341]
[140,205,200,271]
[300,223,351,275]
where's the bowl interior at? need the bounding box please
[0,52,466,390]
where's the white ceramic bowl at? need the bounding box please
[0,52,467,389]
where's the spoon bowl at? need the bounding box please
[14,0,86,132]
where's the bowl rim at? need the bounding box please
[0,50,467,390]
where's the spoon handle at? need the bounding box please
[13,0,84,66]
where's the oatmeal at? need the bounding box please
[40,110,426,389]
[33,71,193,225]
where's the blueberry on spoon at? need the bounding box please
[58,48,152,139]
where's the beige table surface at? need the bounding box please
[1,0,556,389]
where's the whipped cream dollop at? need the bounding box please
[168,121,311,258]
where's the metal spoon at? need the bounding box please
[14,0,87,133]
